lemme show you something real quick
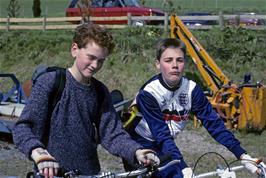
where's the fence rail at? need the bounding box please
[1,13,266,31]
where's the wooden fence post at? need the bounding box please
[235,14,240,26]
[43,16,46,31]
[127,13,132,27]
[218,11,224,29]
[7,16,10,31]
[164,13,168,33]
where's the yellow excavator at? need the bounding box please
[122,15,266,132]
[170,14,266,131]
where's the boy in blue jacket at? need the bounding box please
[125,38,265,178]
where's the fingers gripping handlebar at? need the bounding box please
[34,154,179,178]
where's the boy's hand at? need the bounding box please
[31,147,59,178]
[135,149,160,166]
[240,153,261,174]
[182,167,194,178]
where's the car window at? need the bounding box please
[70,0,140,8]
[101,0,123,7]
[91,0,102,7]
[123,0,140,7]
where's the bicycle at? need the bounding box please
[29,152,266,178]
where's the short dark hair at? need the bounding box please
[156,38,186,61]
[73,23,115,54]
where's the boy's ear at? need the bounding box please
[71,43,79,58]
[155,59,160,70]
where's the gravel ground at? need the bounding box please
[0,126,258,178]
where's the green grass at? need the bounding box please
[0,0,69,17]
[1,26,266,97]
[146,0,266,14]
[1,0,266,18]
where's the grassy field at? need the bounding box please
[146,0,266,14]
[1,27,266,97]
[0,0,69,17]
[1,0,266,18]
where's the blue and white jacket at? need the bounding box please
[130,74,246,169]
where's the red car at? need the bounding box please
[66,0,165,25]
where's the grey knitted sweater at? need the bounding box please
[12,70,142,175]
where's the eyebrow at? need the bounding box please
[87,53,105,61]
[162,57,185,60]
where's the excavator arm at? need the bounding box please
[170,15,230,93]
[170,15,266,131]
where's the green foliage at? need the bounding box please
[1,27,266,97]
[212,27,263,64]
[0,30,72,82]
[192,27,266,83]
[146,0,266,15]
[6,0,20,17]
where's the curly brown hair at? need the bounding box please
[73,23,115,54]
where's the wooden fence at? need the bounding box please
[1,13,266,31]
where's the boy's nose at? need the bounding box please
[91,60,99,69]
[172,60,178,68]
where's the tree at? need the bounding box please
[7,0,20,17]
[32,0,41,17]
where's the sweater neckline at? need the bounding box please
[66,69,94,90]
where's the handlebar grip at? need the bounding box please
[158,154,172,165]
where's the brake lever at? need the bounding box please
[64,170,80,178]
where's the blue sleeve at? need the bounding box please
[12,72,55,158]
[191,85,246,159]
[137,90,188,169]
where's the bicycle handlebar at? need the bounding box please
[194,165,244,178]
[194,163,266,178]
[33,159,266,178]
[48,159,180,178]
